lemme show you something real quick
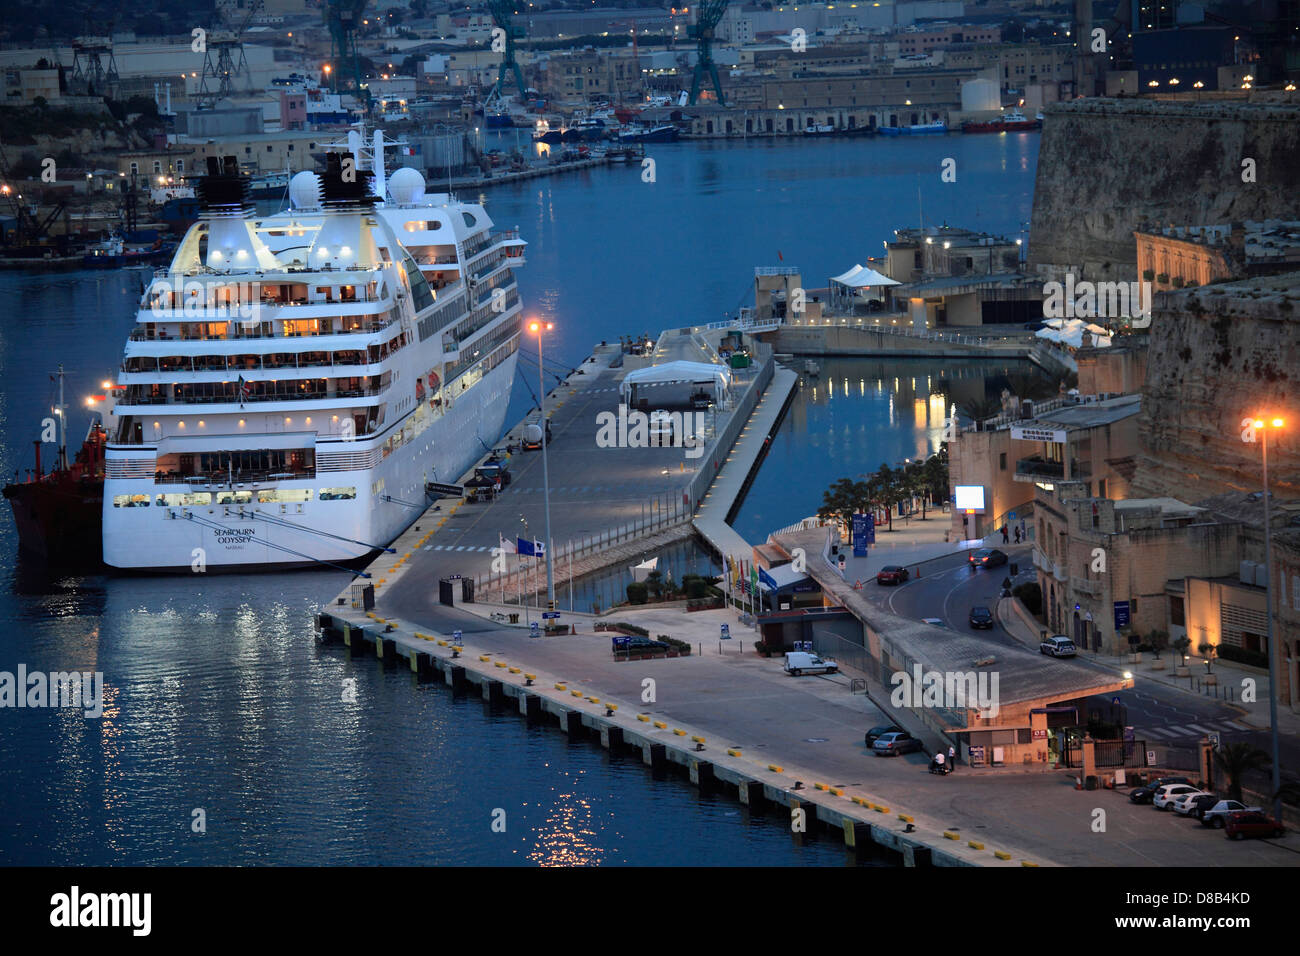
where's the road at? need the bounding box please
[861,542,1299,784]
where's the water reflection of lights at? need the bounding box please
[527,773,605,866]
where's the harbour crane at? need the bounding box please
[325,0,370,103]
[198,0,264,108]
[687,0,729,106]
[486,0,527,105]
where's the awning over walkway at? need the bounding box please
[830,264,899,288]
[619,360,731,403]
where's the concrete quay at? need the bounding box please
[315,606,1026,867]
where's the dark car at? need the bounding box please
[1224,811,1286,840]
[1186,793,1221,820]
[969,548,1009,568]
[864,724,903,747]
[872,731,924,756]
[969,605,994,629]
[1128,776,1193,804]
[876,565,909,585]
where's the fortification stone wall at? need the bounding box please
[1028,99,1300,281]
[1132,272,1300,501]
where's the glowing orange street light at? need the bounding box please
[528,319,556,608]
[1251,413,1286,820]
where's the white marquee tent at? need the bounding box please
[829,264,900,312]
[619,360,732,404]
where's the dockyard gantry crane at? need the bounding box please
[70,36,120,98]
[486,0,527,105]
[325,0,370,102]
[198,0,264,109]
[687,0,729,106]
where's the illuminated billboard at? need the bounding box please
[954,485,986,513]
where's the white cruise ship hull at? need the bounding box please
[101,350,517,571]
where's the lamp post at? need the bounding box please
[530,320,556,610]
[1252,415,1285,820]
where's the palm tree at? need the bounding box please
[958,396,1003,431]
[1005,372,1053,403]
[1213,742,1271,803]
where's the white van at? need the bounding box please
[784,651,838,676]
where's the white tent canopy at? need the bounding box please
[1035,318,1112,349]
[619,360,732,403]
[830,264,899,288]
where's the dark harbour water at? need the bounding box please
[0,133,1037,865]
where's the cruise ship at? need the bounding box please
[102,132,525,571]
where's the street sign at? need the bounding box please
[529,621,539,638]
[453,629,462,642]
[1146,750,1156,765]
[1113,601,1131,630]
[1208,732,1220,749]
[720,623,731,640]
[542,611,560,620]
[611,636,631,648]
[851,513,870,556]
[1112,696,1121,705]
[425,481,464,498]
[1009,511,1017,520]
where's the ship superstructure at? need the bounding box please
[102,139,525,570]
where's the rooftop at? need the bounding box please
[1033,393,1142,430]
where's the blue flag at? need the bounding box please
[517,537,545,556]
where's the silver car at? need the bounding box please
[1040,635,1077,658]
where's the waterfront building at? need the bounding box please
[1134,220,1300,291]
[1032,481,1240,653]
[947,393,1144,543]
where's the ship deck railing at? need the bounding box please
[151,469,317,486]
[127,317,399,343]
[120,385,384,406]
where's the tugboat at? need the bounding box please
[960,110,1042,134]
[2,368,115,566]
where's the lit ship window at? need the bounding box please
[319,487,357,500]
[112,494,151,508]
[257,488,313,503]
[156,492,213,507]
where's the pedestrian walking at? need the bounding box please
[948,745,957,769]
[1014,526,1022,544]
[1001,524,1009,544]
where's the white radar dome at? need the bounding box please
[387,167,426,205]
[289,171,322,210]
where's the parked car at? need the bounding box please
[1224,811,1286,840]
[872,731,924,756]
[1152,783,1203,810]
[969,548,1009,568]
[864,725,903,747]
[968,605,994,629]
[1201,799,1263,828]
[784,651,838,676]
[1128,776,1193,804]
[1040,635,1078,658]
[1171,790,1212,816]
[876,565,910,585]
[1185,793,1222,820]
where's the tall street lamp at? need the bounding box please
[1252,415,1285,820]
[530,320,556,609]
